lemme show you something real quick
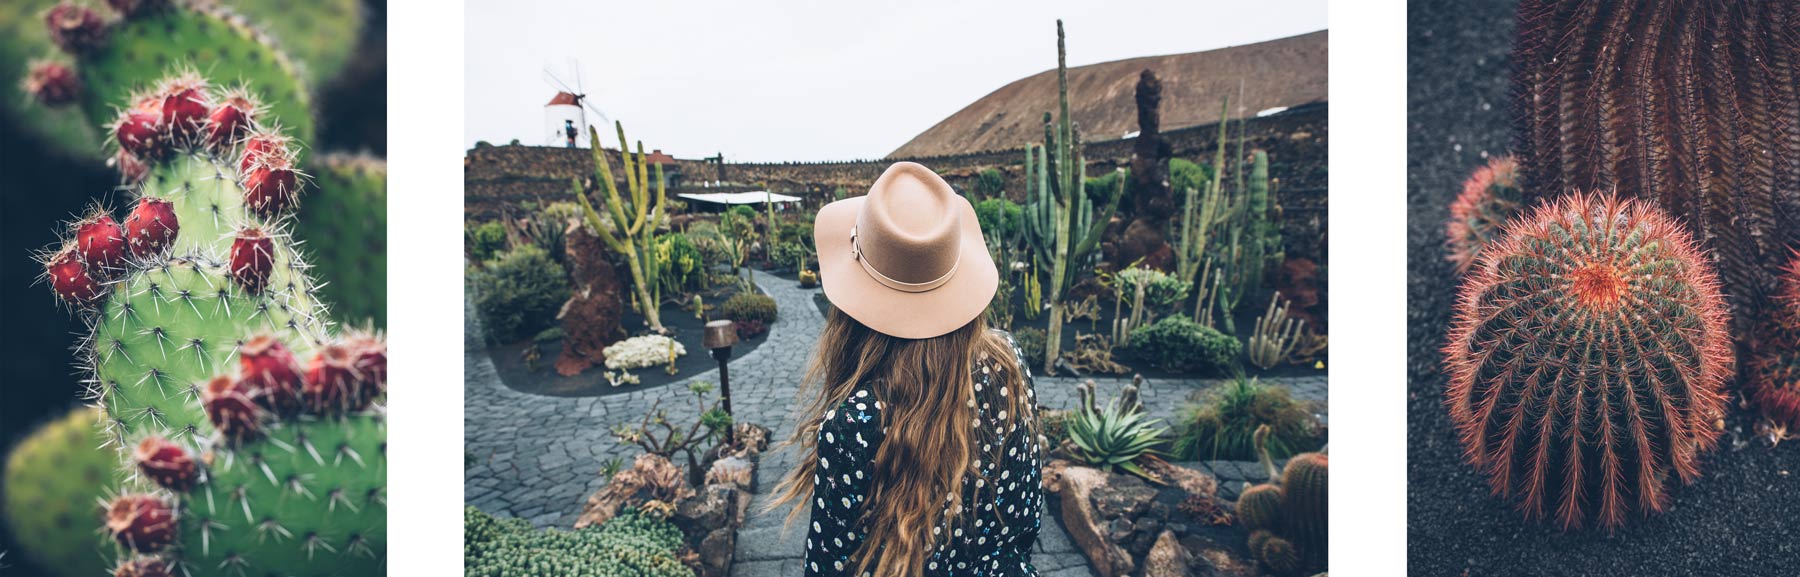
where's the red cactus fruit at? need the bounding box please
[1442,192,1732,530]
[23,60,81,107]
[304,342,368,414]
[1745,253,1800,430]
[348,334,388,407]
[238,131,292,173]
[45,3,107,53]
[242,160,300,218]
[202,374,264,442]
[105,0,169,18]
[105,494,176,553]
[158,78,211,143]
[112,557,173,577]
[114,149,148,183]
[132,436,196,492]
[45,245,106,305]
[239,334,303,416]
[114,108,167,161]
[123,197,178,259]
[1443,155,1521,273]
[228,227,274,294]
[205,91,258,151]
[74,212,128,273]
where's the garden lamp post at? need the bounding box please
[704,320,739,417]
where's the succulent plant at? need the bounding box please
[34,70,387,575]
[1443,192,1732,530]
[1064,395,1167,482]
[1443,155,1521,273]
[1281,452,1328,565]
[1236,483,1284,533]
[464,506,693,577]
[1510,0,1800,332]
[1745,252,1800,429]
[1255,533,1303,576]
[2,407,118,577]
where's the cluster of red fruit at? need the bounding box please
[41,74,307,308]
[103,332,385,569]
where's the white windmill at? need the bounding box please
[542,60,611,148]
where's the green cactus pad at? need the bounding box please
[167,415,386,575]
[0,0,103,152]
[74,4,313,148]
[2,407,119,577]
[298,153,386,328]
[221,0,363,87]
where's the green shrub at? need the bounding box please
[654,232,707,297]
[467,220,507,262]
[1013,327,1047,368]
[727,205,758,223]
[1127,316,1240,372]
[1174,377,1318,461]
[771,241,811,271]
[1040,408,1071,448]
[974,198,1023,242]
[976,168,1006,199]
[534,327,566,344]
[779,222,816,249]
[719,292,778,324]
[464,507,693,577]
[1169,157,1214,196]
[471,245,570,344]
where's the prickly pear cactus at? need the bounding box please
[36,71,386,576]
[2,406,118,577]
[297,152,388,327]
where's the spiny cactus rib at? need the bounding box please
[1444,156,1522,273]
[34,70,385,576]
[1510,0,1800,332]
[1745,252,1800,429]
[1279,452,1327,565]
[1443,192,1732,530]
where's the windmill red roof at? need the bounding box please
[546,92,579,106]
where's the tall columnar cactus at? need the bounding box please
[3,407,118,577]
[1443,155,1523,273]
[1443,193,1732,530]
[1745,252,1800,430]
[573,122,668,333]
[1510,0,1800,334]
[1020,19,1122,375]
[1212,149,1277,333]
[34,71,387,575]
[1174,98,1231,290]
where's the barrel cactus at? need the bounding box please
[1280,452,1327,565]
[34,70,387,575]
[1745,252,1800,430]
[1443,192,1732,530]
[1443,155,1522,273]
[1510,0,1800,333]
[2,407,118,576]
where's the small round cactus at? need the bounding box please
[1236,483,1284,533]
[1443,155,1522,273]
[1256,533,1303,576]
[1443,192,1733,530]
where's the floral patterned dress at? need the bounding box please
[804,332,1044,577]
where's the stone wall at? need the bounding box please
[466,104,1327,261]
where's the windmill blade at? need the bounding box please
[581,100,612,128]
[542,68,576,95]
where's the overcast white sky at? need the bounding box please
[465,0,1326,162]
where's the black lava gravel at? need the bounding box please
[1407,0,1800,575]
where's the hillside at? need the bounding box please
[890,30,1327,158]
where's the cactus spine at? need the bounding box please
[1442,193,1732,530]
[35,71,387,576]
[1022,19,1122,375]
[573,122,668,333]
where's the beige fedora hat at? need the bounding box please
[815,162,998,339]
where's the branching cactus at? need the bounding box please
[1510,0,1800,331]
[1443,155,1522,274]
[1443,193,1732,530]
[572,122,668,333]
[35,71,387,576]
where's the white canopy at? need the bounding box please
[677,191,803,205]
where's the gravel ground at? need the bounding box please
[1407,1,1800,574]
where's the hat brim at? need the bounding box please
[814,195,999,340]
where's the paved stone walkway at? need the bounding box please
[464,269,1328,575]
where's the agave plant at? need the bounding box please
[1066,398,1168,481]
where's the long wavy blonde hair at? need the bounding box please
[769,308,1036,577]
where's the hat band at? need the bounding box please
[850,226,959,293]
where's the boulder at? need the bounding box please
[555,222,624,376]
[1043,461,1136,577]
[1142,530,1192,577]
[1182,534,1261,577]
